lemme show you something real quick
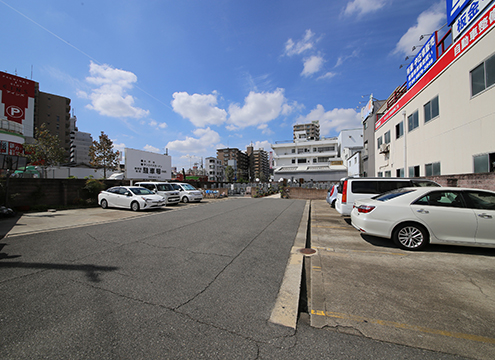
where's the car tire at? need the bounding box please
[393,223,429,251]
[331,200,336,208]
[101,199,108,209]
[182,196,189,203]
[131,201,140,212]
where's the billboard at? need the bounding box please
[125,148,172,181]
[447,0,473,25]
[361,94,374,121]
[452,0,494,39]
[406,33,437,89]
[0,71,36,137]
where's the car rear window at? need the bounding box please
[373,189,415,201]
[410,180,440,187]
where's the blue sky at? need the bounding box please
[1,0,447,170]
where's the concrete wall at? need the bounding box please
[283,187,327,200]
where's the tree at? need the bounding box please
[24,123,66,172]
[89,131,120,179]
[225,165,234,183]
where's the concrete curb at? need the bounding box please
[269,200,309,329]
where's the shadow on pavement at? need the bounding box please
[0,214,22,239]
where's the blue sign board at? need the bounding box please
[406,34,437,89]
[447,0,473,25]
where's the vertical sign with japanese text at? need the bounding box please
[447,0,473,25]
[453,0,494,39]
[406,34,437,89]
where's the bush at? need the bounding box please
[83,178,105,204]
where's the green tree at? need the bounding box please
[225,165,234,182]
[89,132,120,179]
[24,124,66,175]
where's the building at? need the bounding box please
[361,96,387,177]
[247,145,269,182]
[34,88,71,160]
[293,120,320,141]
[205,156,224,181]
[372,2,495,178]
[216,147,249,181]
[69,115,93,165]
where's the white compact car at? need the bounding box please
[98,186,166,211]
[171,183,203,203]
[135,182,180,205]
[351,187,495,250]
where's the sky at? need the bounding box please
[1,0,447,171]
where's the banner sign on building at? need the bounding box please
[453,0,494,39]
[361,94,374,122]
[376,2,495,131]
[125,148,172,181]
[447,0,473,25]
[406,34,437,89]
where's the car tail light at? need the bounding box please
[342,180,348,204]
[357,205,375,213]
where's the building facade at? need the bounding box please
[69,116,93,165]
[205,156,224,181]
[373,4,495,178]
[247,146,269,182]
[216,147,249,181]
[293,120,320,141]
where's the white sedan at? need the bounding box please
[98,186,166,211]
[351,187,495,250]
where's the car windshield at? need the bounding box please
[129,187,154,195]
[182,184,196,190]
[157,184,174,191]
[373,189,415,201]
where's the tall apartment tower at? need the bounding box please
[216,147,249,181]
[34,86,71,161]
[69,116,93,165]
[246,145,270,182]
[293,120,320,141]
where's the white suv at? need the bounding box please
[135,182,181,205]
[171,183,203,203]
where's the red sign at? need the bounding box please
[0,71,36,125]
[376,3,495,131]
[0,140,23,156]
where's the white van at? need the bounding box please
[335,177,440,216]
[171,182,203,203]
[135,182,181,205]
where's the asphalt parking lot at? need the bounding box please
[309,200,495,360]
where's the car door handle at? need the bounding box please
[417,209,429,214]
[478,213,493,219]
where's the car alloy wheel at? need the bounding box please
[393,223,429,251]
[101,199,108,209]
[131,201,140,211]
[182,196,189,203]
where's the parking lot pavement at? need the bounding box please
[0,198,232,238]
[308,199,495,360]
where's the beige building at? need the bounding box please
[374,9,495,178]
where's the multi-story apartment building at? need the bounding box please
[372,2,495,178]
[216,147,249,181]
[69,116,93,165]
[247,145,269,182]
[205,156,224,181]
[34,87,71,161]
[293,120,320,141]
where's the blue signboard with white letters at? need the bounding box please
[452,0,494,39]
[406,34,437,89]
[447,0,473,25]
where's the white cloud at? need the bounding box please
[112,142,126,153]
[284,29,316,56]
[393,2,446,57]
[343,0,388,16]
[165,127,221,153]
[335,50,360,67]
[317,72,337,80]
[297,105,361,136]
[144,145,160,153]
[149,119,167,129]
[302,55,324,77]
[171,91,227,127]
[81,61,149,118]
[227,88,290,130]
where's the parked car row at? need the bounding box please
[331,176,495,251]
[97,182,203,212]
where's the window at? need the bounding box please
[384,171,391,177]
[377,136,383,149]
[471,53,495,96]
[291,159,296,164]
[424,96,439,123]
[407,110,419,131]
[414,191,465,208]
[377,172,383,177]
[396,168,404,177]
[297,158,307,164]
[425,162,441,176]
[409,165,420,177]
[384,130,391,144]
[474,153,495,173]
[395,121,403,139]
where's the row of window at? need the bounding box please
[377,162,441,178]
[290,146,336,154]
[471,53,495,96]
[291,156,338,164]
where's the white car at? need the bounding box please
[171,183,203,203]
[98,186,166,211]
[135,182,181,205]
[351,187,495,250]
